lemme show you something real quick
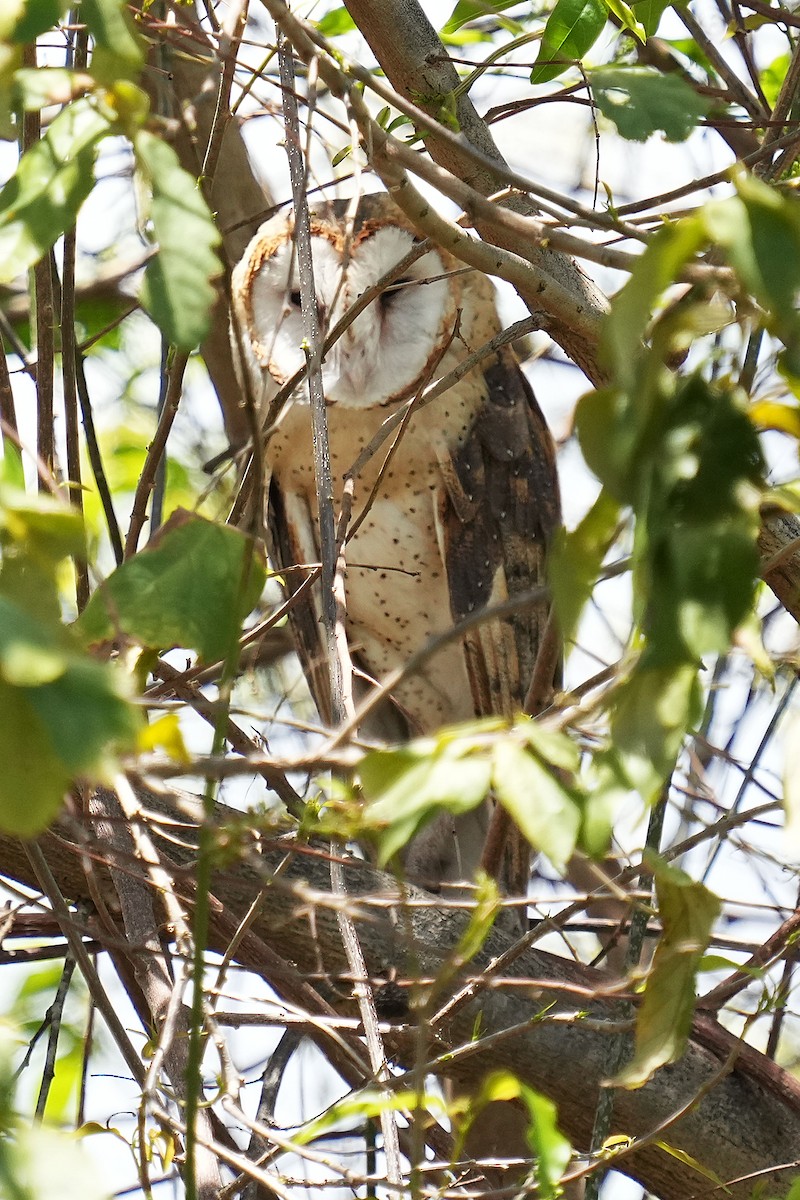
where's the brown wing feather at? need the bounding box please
[439,347,561,718]
[267,479,335,729]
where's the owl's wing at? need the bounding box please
[435,347,561,719]
[267,481,337,729]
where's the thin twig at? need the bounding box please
[278,37,404,1188]
[24,841,146,1087]
[125,350,189,558]
[34,955,77,1121]
[61,226,90,609]
[74,348,125,564]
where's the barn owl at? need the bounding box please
[230,193,560,896]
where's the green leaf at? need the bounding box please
[134,130,222,348]
[654,1142,730,1192]
[530,0,607,84]
[0,677,73,835]
[453,871,501,960]
[613,857,720,1087]
[642,375,763,661]
[599,217,705,389]
[12,67,95,110]
[296,1087,447,1146]
[493,740,581,871]
[80,0,143,81]
[0,96,112,284]
[78,510,266,663]
[602,0,645,42]
[591,67,711,141]
[517,718,582,773]
[314,6,356,35]
[360,741,492,865]
[473,1073,571,1200]
[522,1087,573,1200]
[632,0,673,38]
[443,0,523,33]
[575,386,641,500]
[549,488,621,645]
[0,650,137,837]
[581,749,628,856]
[760,52,790,109]
[705,175,800,373]
[0,488,86,624]
[652,521,759,660]
[0,0,67,43]
[0,1120,112,1200]
[611,662,701,804]
[28,655,137,772]
[0,595,69,685]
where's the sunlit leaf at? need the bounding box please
[654,1142,730,1190]
[549,487,621,646]
[493,740,581,870]
[760,52,790,109]
[530,0,607,84]
[81,0,144,81]
[472,1073,571,1200]
[444,0,523,33]
[591,67,711,141]
[0,0,67,43]
[581,748,629,855]
[0,595,68,686]
[517,718,582,773]
[611,662,701,805]
[296,1086,447,1145]
[0,1121,112,1200]
[705,175,800,372]
[453,871,501,960]
[135,130,222,348]
[631,0,672,37]
[360,740,493,865]
[314,6,356,35]
[614,857,720,1087]
[0,97,113,284]
[600,217,705,388]
[749,399,800,439]
[0,648,137,837]
[138,712,190,764]
[12,67,95,109]
[78,510,266,662]
[602,0,645,41]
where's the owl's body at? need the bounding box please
[231,194,560,890]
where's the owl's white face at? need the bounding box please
[232,206,455,409]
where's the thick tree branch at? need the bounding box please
[340,0,609,380]
[9,789,800,1200]
[138,3,272,442]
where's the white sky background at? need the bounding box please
[2,1,800,1197]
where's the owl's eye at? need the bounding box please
[289,290,302,307]
[379,277,412,311]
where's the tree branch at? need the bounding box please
[7,788,800,1200]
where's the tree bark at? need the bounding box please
[17,789,800,1200]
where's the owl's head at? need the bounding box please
[230,193,461,409]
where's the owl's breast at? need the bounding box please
[267,382,486,731]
